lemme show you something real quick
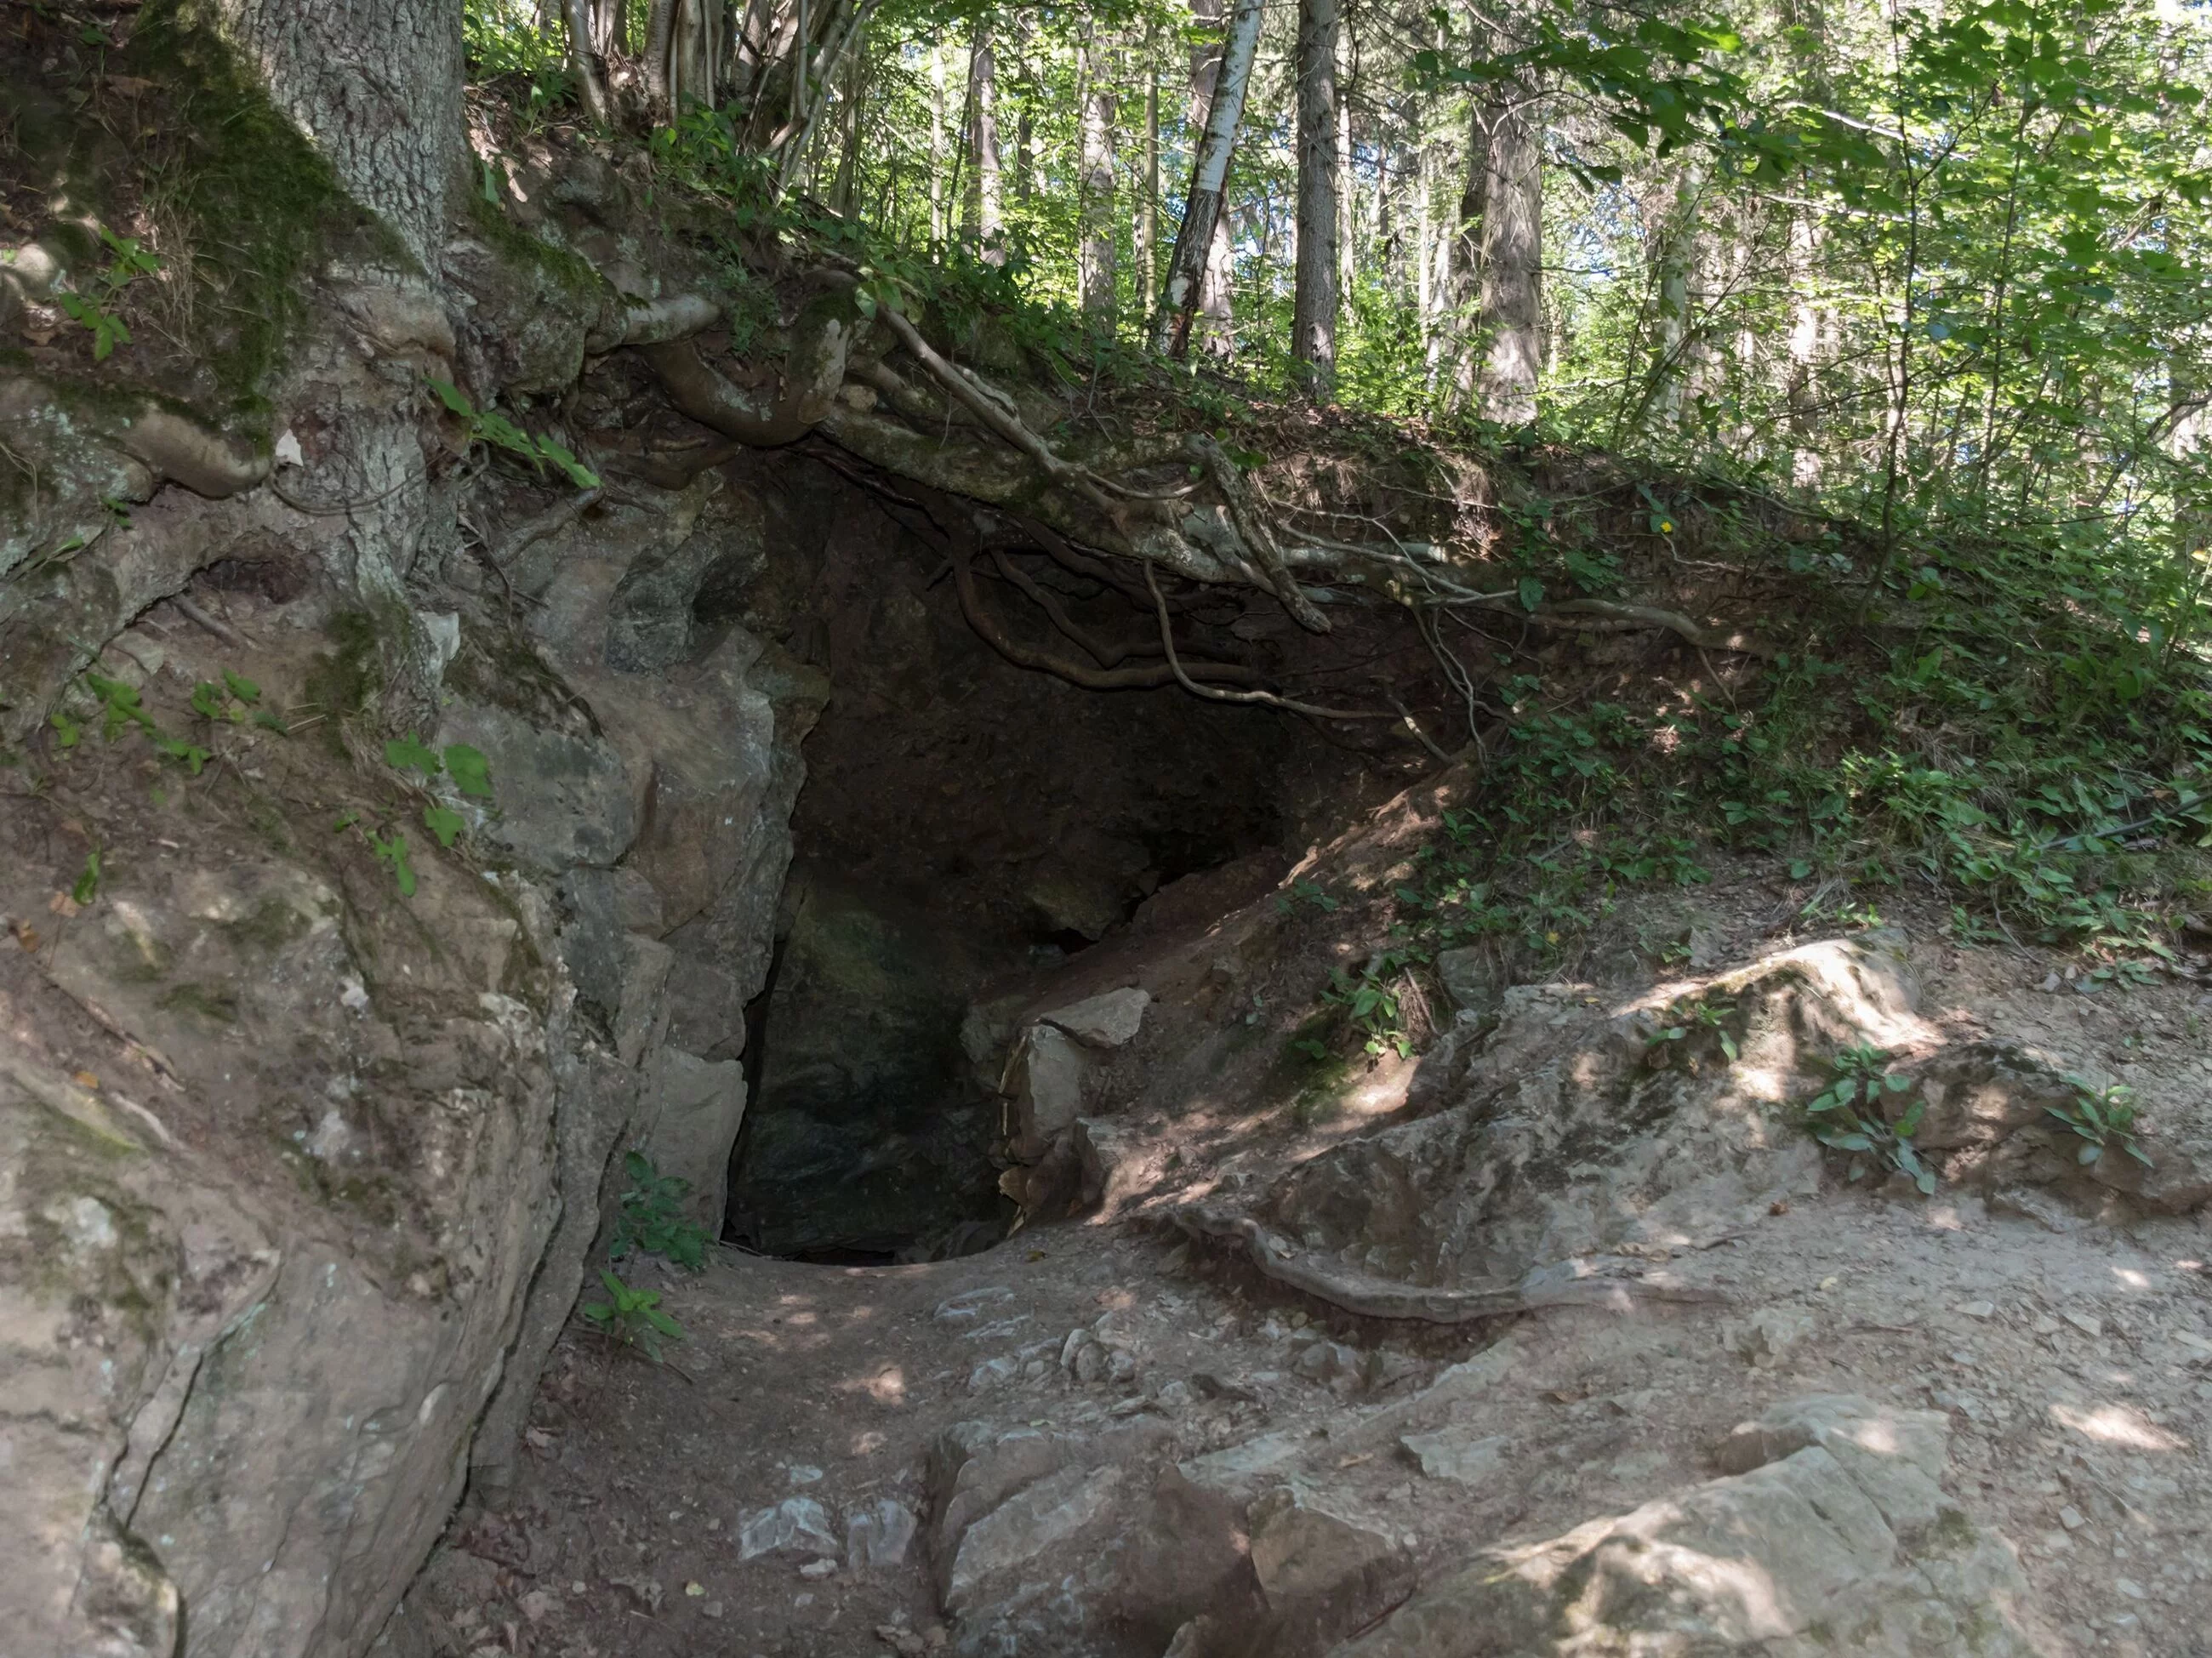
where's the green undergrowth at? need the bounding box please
[1325,519,2212,1057]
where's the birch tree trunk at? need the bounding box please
[928,44,949,243]
[1291,0,1340,397]
[1650,161,1704,431]
[1335,36,1355,305]
[1079,29,1120,328]
[1138,48,1160,305]
[968,24,1005,261]
[1159,0,1265,357]
[1475,61,1541,424]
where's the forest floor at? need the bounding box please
[401,846,2212,1658]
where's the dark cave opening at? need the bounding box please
[710,453,1383,1264]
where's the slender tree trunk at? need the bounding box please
[643,0,676,111]
[1650,161,1703,430]
[593,0,627,57]
[967,23,1004,260]
[1079,29,1119,328]
[1137,47,1160,304]
[1159,0,1264,357]
[830,26,867,215]
[1335,37,1354,305]
[1012,15,1035,204]
[563,0,610,123]
[1446,95,1490,409]
[1291,0,1341,397]
[928,43,949,243]
[1475,58,1541,424]
[1177,0,1239,357]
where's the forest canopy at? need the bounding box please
[467,0,2212,591]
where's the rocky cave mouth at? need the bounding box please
[710,458,1334,1266]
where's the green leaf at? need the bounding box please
[332,808,360,832]
[72,849,101,906]
[368,831,417,897]
[442,743,493,798]
[1518,575,1546,612]
[191,681,226,720]
[49,709,81,749]
[427,377,475,416]
[385,732,442,776]
[423,804,465,848]
[1893,1099,1925,1138]
[223,669,261,704]
[534,436,601,490]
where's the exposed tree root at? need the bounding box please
[1143,565,1399,723]
[1173,1202,1732,1325]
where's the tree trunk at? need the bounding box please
[1475,60,1541,424]
[1159,0,1264,358]
[1137,48,1160,305]
[1291,0,1340,398]
[1650,160,1703,431]
[562,0,610,124]
[1446,94,1491,409]
[830,26,867,216]
[1079,30,1119,328]
[643,0,676,111]
[928,43,949,243]
[214,0,465,271]
[1013,14,1035,205]
[1335,37,1354,305]
[967,23,1004,261]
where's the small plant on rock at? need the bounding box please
[1804,1044,1937,1194]
[609,1150,710,1270]
[1650,994,1742,1064]
[2048,1076,2152,1168]
[579,1268,686,1360]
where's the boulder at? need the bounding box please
[1250,1484,1403,1606]
[1039,986,1150,1049]
[1001,1024,1090,1163]
[637,1046,747,1234]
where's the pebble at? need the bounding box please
[1958,1301,1994,1319]
[2062,1311,2103,1338]
[2115,1580,2147,1601]
[2032,1315,2062,1336]
[798,1558,837,1580]
[2061,1506,2085,1530]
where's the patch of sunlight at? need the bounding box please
[2049,1402,2188,1453]
[1922,1205,1971,1232]
[2110,1268,2151,1291]
[839,1370,904,1407]
[1343,1056,1413,1119]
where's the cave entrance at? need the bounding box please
[721,867,1010,1264]
[710,454,1368,1264]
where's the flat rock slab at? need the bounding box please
[1332,1394,2039,1657]
[1039,987,1150,1049]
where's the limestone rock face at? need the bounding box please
[1331,1396,2040,1657]
[0,823,562,1658]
